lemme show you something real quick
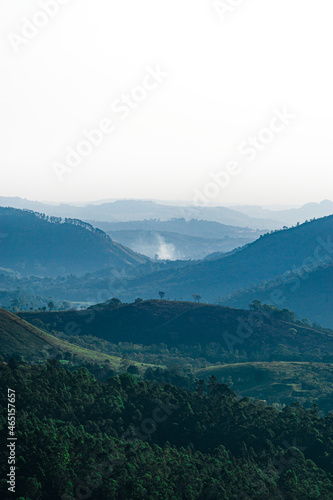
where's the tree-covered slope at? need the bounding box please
[0,363,332,499]
[0,207,148,276]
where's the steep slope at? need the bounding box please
[0,308,54,361]
[114,215,333,302]
[0,207,148,276]
[19,300,333,360]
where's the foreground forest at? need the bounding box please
[0,361,333,499]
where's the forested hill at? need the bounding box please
[0,362,332,499]
[19,299,333,360]
[0,207,148,276]
[115,215,333,302]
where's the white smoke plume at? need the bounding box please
[156,235,177,260]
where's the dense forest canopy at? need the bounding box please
[0,362,332,499]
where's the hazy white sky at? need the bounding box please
[1,0,332,206]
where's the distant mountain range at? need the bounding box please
[1,197,333,229]
[0,197,282,229]
[233,199,333,226]
[0,207,148,276]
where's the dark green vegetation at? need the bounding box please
[196,362,333,415]
[1,362,333,499]
[0,208,148,277]
[19,300,333,360]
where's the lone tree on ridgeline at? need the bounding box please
[249,300,263,312]
[158,291,165,300]
[192,294,201,303]
[106,298,122,308]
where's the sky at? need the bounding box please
[0,0,333,206]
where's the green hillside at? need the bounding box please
[0,308,158,371]
[0,308,53,361]
[196,361,333,413]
